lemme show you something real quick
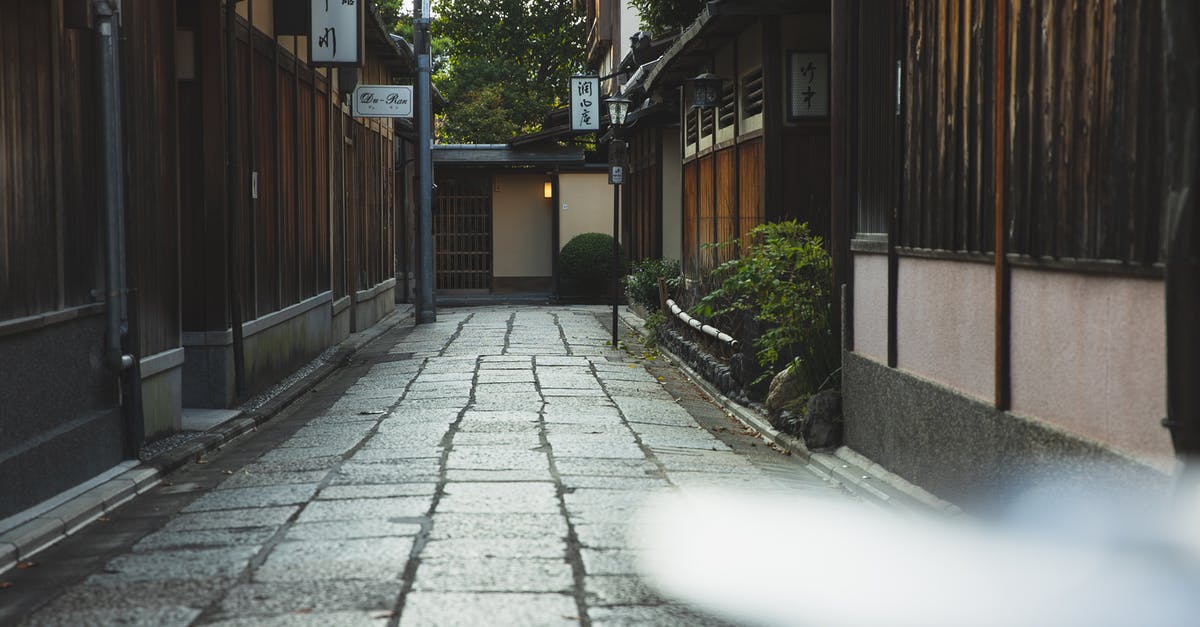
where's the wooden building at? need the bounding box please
[0,0,422,520]
[835,0,1192,504]
[637,0,833,281]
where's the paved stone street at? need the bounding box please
[1,306,847,626]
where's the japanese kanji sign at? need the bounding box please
[788,52,829,118]
[311,0,361,66]
[570,76,601,131]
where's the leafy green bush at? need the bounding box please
[624,258,682,313]
[642,311,667,347]
[559,232,627,299]
[694,221,839,392]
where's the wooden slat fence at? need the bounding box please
[893,0,1165,266]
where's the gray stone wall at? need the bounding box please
[0,316,125,519]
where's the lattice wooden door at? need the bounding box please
[434,173,492,291]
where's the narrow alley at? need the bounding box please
[1,306,848,626]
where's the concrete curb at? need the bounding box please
[618,309,960,516]
[0,305,415,575]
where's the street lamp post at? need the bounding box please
[606,93,632,348]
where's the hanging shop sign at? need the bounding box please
[570,76,601,131]
[310,0,362,66]
[353,85,414,118]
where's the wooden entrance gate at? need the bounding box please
[434,172,492,291]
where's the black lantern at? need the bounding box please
[690,72,722,109]
[607,92,632,127]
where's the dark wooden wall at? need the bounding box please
[123,0,181,356]
[1,1,102,322]
[883,0,1165,267]
[624,128,661,263]
[1005,0,1163,265]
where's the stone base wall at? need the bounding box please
[843,351,1171,510]
[0,314,125,519]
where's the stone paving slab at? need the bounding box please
[399,592,579,627]
[254,537,414,582]
[412,557,574,592]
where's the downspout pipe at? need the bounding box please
[94,0,134,374]
[225,0,246,398]
[415,3,436,323]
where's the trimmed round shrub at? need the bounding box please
[559,232,628,299]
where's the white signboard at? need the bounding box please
[311,0,360,65]
[570,76,600,131]
[353,85,414,118]
[788,51,829,118]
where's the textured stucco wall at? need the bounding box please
[851,253,888,362]
[1010,269,1171,468]
[558,172,615,248]
[896,258,995,402]
[493,173,553,278]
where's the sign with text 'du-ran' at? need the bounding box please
[570,76,600,131]
[353,85,413,118]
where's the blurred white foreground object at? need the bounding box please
[633,484,1200,627]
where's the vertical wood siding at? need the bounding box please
[122,0,180,355]
[737,138,764,254]
[697,154,716,274]
[900,0,996,253]
[895,0,1164,265]
[1,1,62,319]
[625,129,660,262]
[682,161,698,277]
[854,1,898,236]
[59,28,103,311]
[715,148,738,264]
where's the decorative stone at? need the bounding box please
[764,366,805,417]
[802,389,843,451]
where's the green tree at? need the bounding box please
[630,0,705,36]
[432,0,586,143]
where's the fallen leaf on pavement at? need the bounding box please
[0,581,13,589]
[16,561,37,569]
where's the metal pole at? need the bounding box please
[94,0,132,374]
[612,179,620,347]
[415,1,436,323]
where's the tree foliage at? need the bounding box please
[630,0,705,36]
[432,0,586,143]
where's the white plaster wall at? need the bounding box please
[661,128,683,264]
[559,172,616,249]
[896,258,994,401]
[852,254,889,363]
[1010,269,1172,468]
[492,173,552,278]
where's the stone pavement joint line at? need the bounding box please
[6,305,850,627]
